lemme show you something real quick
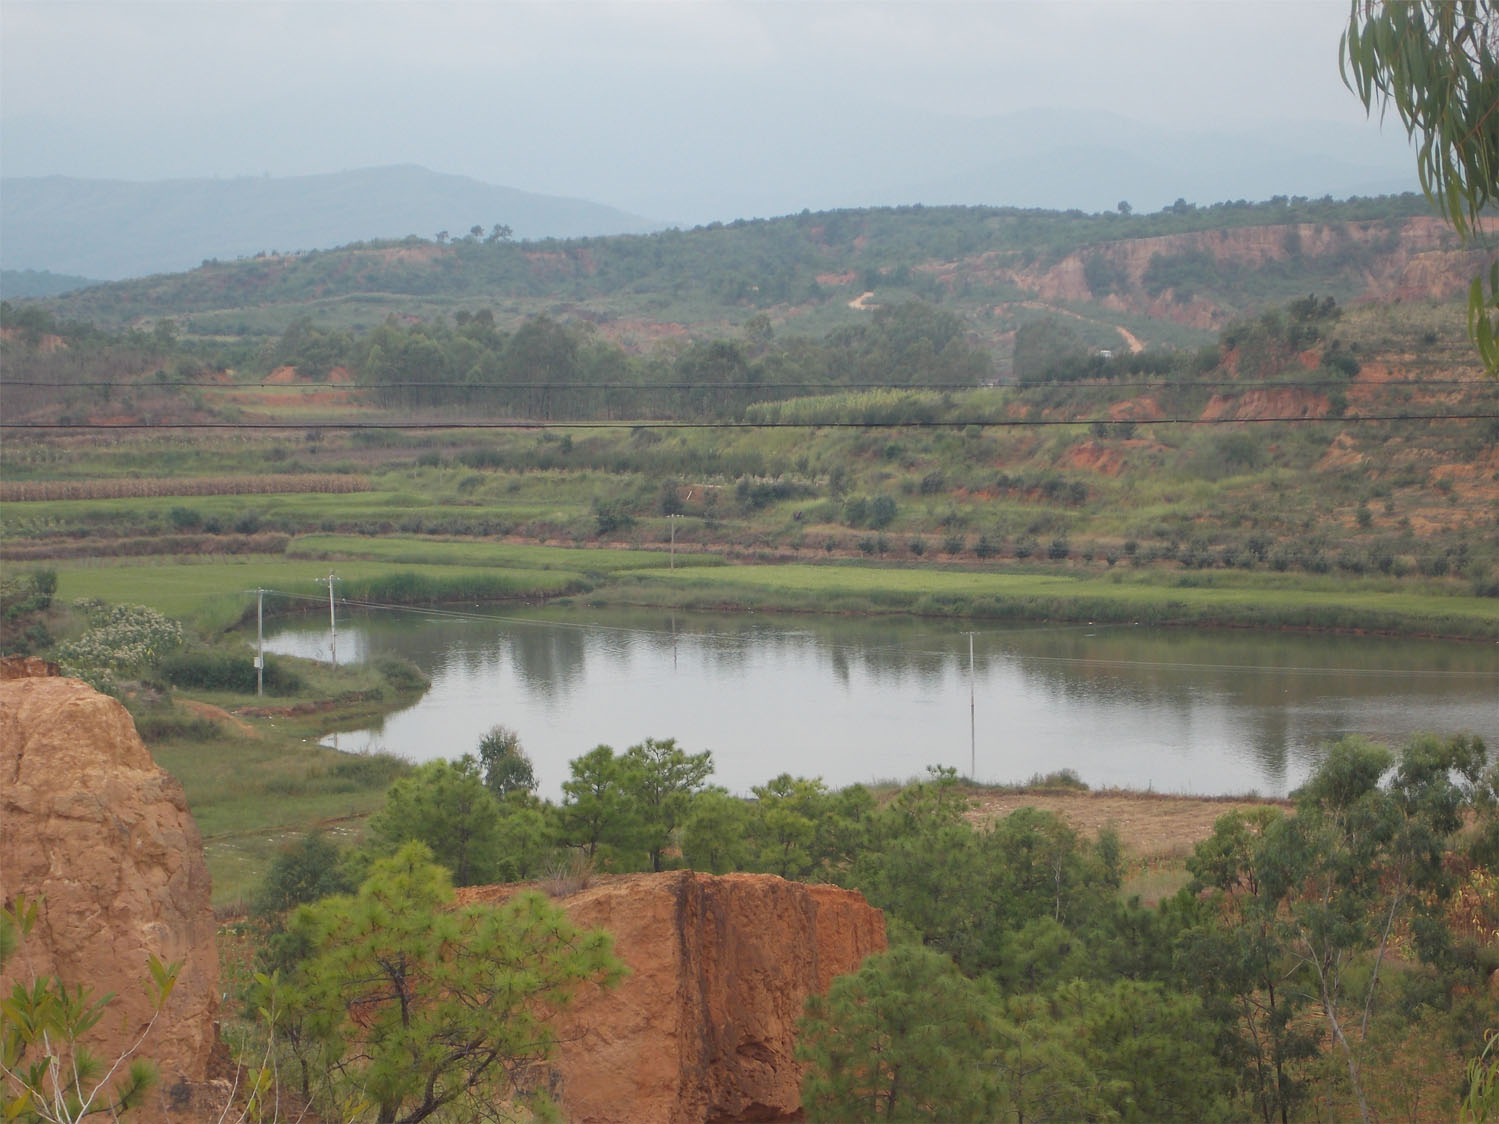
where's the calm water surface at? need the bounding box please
[264,606,1499,800]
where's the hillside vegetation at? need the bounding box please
[4,272,1496,634]
[24,194,1475,351]
[1,195,1495,638]
[2,194,1496,1124]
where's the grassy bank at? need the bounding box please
[46,549,1499,640]
[605,562,1499,639]
[53,557,589,630]
[126,654,422,905]
[151,725,406,905]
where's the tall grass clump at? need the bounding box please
[340,569,588,605]
[160,649,303,695]
[373,655,429,693]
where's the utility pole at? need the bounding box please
[965,631,976,779]
[667,513,683,569]
[243,587,268,695]
[256,588,265,696]
[318,571,340,669]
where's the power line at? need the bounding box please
[1,377,1489,391]
[3,413,1495,432]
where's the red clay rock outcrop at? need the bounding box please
[1200,387,1329,422]
[460,870,886,1124]
[0,675,219,1122]
[0,655,60,679]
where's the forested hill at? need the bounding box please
[31,193,1484,362]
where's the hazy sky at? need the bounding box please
[1,1,1416,221]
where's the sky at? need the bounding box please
[0,0,1419,223]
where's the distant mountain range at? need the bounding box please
[0,166,660,282]
[0,269,101,299]
[1,99,1422,286]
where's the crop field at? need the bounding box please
[0,491,576,538]
[0,472,371,502]
[285,533,726,572]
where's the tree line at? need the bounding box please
[246,726,1499,1123]
[280,299,992,417]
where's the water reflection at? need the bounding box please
[264,606,1498,800]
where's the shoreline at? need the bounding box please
[45,549,1499,644]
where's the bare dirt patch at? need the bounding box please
[178,698,257,735]
[1108,395,1164,421]
[372,244,447,266]
[1317,431,1364,471]
[1062,440,1126,476]
[225,389,354,407]
[964,789,1289,859]
[1201,388,1328,421]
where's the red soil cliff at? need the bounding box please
[0,673,220,1122]
[460,870,887,1123]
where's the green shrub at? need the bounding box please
[159,650,302,695]
[55,602,183,688]
[252,830,354,917]
[1027,768,1089,791]
[374,655,429,694]
[1,569,56,622]
[329,751,410,789]
[130,708,223,742]
[168,506,202,530]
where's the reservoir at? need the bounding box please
[264,606,1499,800]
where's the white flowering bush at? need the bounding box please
[55,600,183,692]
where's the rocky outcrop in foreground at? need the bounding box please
[0,673,219,1122]
[460,870,887,1123]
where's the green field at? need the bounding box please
[54,558,588,627]
[47,548,1497,640]
[639,562,1499,636]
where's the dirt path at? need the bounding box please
[1006,300,1145,353]
[848,290,875,311]
[178,698,258,735]
[965,789,1288,859]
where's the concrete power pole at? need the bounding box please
[256,588,265,696]
[318,572,340,669]
[667,513,683,569]
[965,631,976,779]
